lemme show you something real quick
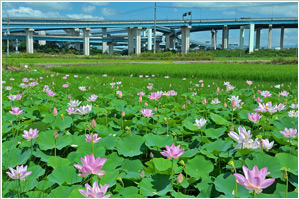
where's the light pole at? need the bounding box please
[6,14,10,56]
[153,2,157,54]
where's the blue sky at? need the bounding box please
[2,1,298,47]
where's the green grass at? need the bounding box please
[50,63,298,82]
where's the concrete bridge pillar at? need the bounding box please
[211,29,217,50]
[147,28,152,51]
[25,28,34,54]
[64,28,80,50]
[255,28,261,49]
[127,27,134,55]
[239,26,245,49]
[222,25,229,49]
[268,24,272,49]
[155,41,160,52]
[280,25,284,49]
[164,33,172,49]
[108,42,114,55]
[181,26,191,54]
[169,36,176,49]
[134,27,142,55]
[38,31,46,46]
[249,24,255,53]
[102,28,108,54]
[83,28,90,56]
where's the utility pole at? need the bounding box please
[7,14,10,56]
[153,2,157,54]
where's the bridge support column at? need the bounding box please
[108,42,114,55]
[211,29,217,50]
[155,41,160,52]
[239,26,245,49]
[181,26,191,54]
[170,36,176,49]
[134,27,142,55]
[102,28,108,54]
[25,28,34,54]
[64,28,80,50]
[164,33,172,49]
[248,24,255,53]
[280,25,284,49]
[38,31,46,46]
[268,24,272,49]
[83,28,90,56]
[222,25,229,49]
[255,28,261,49]
[127,27,134,55]
[147,29,152,51]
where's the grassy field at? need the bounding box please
[49,63,298,82]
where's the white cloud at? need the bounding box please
[89,2,109,6]
[223,11,236,16]
[82,5,96,13]
[3,7,61,18]
[172,2,298,17]
[25,2,72,11]
[67,14,104,20]
[101,8,117,17]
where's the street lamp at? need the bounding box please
[182,11,192,21]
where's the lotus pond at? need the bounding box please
[1,68,299,198]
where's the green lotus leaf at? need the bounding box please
[153,158,172,172]
[203,139,233,154]
[214,173,250,198]
[37,130,73,150]
[118,186,140,198]
[47,156,71,169]
[26,122,50,132]
[275,153,298,175]
[210,113,230,126]
[21,162,46,192]
[116,135,145,157]
[102,152,124,172]
[48,166,82,185]
[99,170,119,187]
[245,152,282,178]
[36,180,55,191]
[2,148,31,169]
[204,127,227,139]
[140,174,172,197]
[144,133,174,149]
[185,155,214,180]
[48,185,82,198]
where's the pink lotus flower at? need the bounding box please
[234,165,275,194]
[246,80,253,86]
[202,98,207,104]
[260,91,272,98]
[47,90,56,97]
[74,153,107,177]
[160,144,184,159]
[141,109,154,118]
[248,113,262,123]
[148,92,161,100]
[22,78,29,82]
[79,181,111,198]
[66,107,77,115]
[85,134,102,144]
[279,90,289,97]
[7,94,22,101]
[261,139,274,150]
[22,128,39,141]
[6,165,32,181]
[5,86,12,90]
[280,128,298,138]
[193,118,207,129]
[62,84,69,88]
[9,107,24,116]
[87,94,98,102]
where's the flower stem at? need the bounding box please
[177,185,180,197]
[30,140,33,157]
[54,139,57,168]
[252,190,256,198]
[286,172,289,198]
[171,159,174,186]
[18,179,21,198]
[233,167,238,198]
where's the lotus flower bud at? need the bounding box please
[117,86,119,89]
[216,87,220,94]
[231,100,236,108]
[224,102,227,108]
[68,94,71,99]
[179,160,185,166]
[53,107,58,116]
[230,125,234,131]
[53,131,59,139]
[150,152,154,158]
[182,104,186,110]
[91,119,96,128]
[202,98,207,105]
[60,113,64,118]
[140,169,145,179]
[188,100,191,104]
[139,96,142,102]
[154,107,157,112]
[228,160,235,168]
[54,98,57,102]
[145,102,148,106]
[121,111,125,117]
[201,83,204,87]
[177,173,183,184]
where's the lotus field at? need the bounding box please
[1,67,299,198]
